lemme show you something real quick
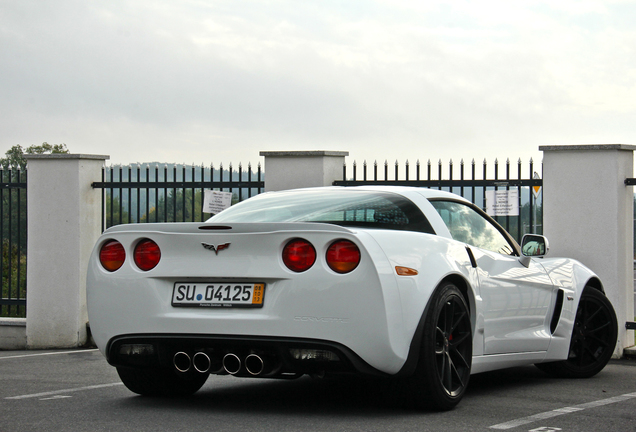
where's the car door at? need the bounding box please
[430,200,555,354]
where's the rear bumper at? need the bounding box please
[107,333,388,378]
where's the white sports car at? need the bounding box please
[86,186,618,410]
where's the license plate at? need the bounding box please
[171,282,265,308]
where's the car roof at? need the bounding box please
[267,185,471,202]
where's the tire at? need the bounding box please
[407,282,472,410]
[117,366,208,397]
[536,286,618,378]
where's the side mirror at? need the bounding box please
[521,234,549,257]
[519,234,549,267]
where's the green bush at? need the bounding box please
[1,239,26,318]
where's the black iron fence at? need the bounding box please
[1,169,27,317]
[0,156,543,318]
[334,158,543,243]
[92,162,265,231]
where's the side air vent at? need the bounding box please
[198,225,232,230]
[550,289,565,334]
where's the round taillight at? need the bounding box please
[99,240,126,272]
[283,239,316,273]
[326,240,360,274]
[134,239,161,271]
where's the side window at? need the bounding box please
[430,200,514,255]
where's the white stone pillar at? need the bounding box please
[260,151,349,192]
[540,144,635,356]
[25,154,108,348]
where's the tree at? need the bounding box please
[141,189,206,223]
[0,142,69,171]
[140,189,238,224]
[1,143,70,246]
[105,193,130,227]
[0,143,69,317]
[1,239,26,317]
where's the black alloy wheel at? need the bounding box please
[536,286,618,378]
[409,282,472,410]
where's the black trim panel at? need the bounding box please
[106,333,388,377]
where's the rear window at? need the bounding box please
[209,189,435,234]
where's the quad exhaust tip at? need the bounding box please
[192,352,212,374]
[173,352,192,373]
[245,354,265,376]
[222,353,242,375]
[224,353,267,376]
[174,351,274,376]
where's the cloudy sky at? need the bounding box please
[1,0,635,170]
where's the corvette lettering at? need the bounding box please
[201,242,230,254]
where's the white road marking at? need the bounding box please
[40,395,73,401]
[5,383,124,400]
[489,392,636,430]
[0,349,99,360]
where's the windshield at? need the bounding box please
[209,189,435,234]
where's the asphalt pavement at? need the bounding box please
[0,348,635,432]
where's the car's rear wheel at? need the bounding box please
[536,286,617,378]
[116,366,208,396]
[408,282,472,410]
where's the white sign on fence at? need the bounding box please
[486,190,519,217]
[203,190,233,214]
